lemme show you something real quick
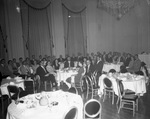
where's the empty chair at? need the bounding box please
[68,87,78,94]
[103,77,115,104]
[86,75,93,99]
[63,106,78,119]
[7,85,20,102]
[117,80,138,117]
[24,80,35,93]
[90,71,99,97]
[7,85,32,102]
[84,99,102,119]
[75,75,84,93]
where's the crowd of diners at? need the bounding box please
[0,51,149,87]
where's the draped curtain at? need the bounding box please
[20,0,53,58]
[0,0,7,59]
[62,0,87,57]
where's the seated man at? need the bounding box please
[36,60,57,88]
[127,54,141,73]
[64,56,74,68]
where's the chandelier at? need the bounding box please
[98,0,138,20]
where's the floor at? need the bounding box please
[1,83,150,119]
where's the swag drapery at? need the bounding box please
[62,0,87,57]
[20,0,53,58]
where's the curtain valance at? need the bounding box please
[62,0,86,13]
[23,0,52,9]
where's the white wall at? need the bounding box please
[86,0,150,54]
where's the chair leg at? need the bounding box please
[112,92,114,105]
[133,102,135,117]
[86,87,89,99]
[103,90,106,102]
[91,89,93,99]
[116,96,119,105]
[136,99,138,111]
[118,100,121,113]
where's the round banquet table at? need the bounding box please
[98,73,146,96]
[56,69,78,87]
[102,63,121,73]
[7,90,83,119]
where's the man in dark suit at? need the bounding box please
[94,55,104,86]
[64,56,74,68]
[36,60,57,88]
[85,59,94,76]
[58,55,64,63]
[95,55,104,75]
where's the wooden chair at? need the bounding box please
[7,85,32,102]
[84,99,102,119]
[75,75,85,93]
[63,106,78,119]
[103,77,115,104]
[24,80,35,94]
[90,71,99,97]
[117,80,138,117]
[0,88,9,119]
[7,85,20,102]
[68,86,78,94]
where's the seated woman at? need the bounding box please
[53,59,60,70]
[66,61,85,85]
[139,62,149,84]
[46,61,56,77]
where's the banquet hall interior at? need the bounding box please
[1,0,150,119]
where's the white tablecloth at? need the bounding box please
[0,77,25,95]
[102,63,121,73]
[56,69,78,87]
[7,90,83,119]
[98,73,146,96]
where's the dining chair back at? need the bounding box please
[7,85,20,101]
[63,106,78,119]
[75,75,84,92]
[24,80,35,94]
[68,87,78,94]
[117,80,138,117]
[86,75,93,99]
[103,77,115,104]
[84,99,102,119]
[0,88,9,119]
